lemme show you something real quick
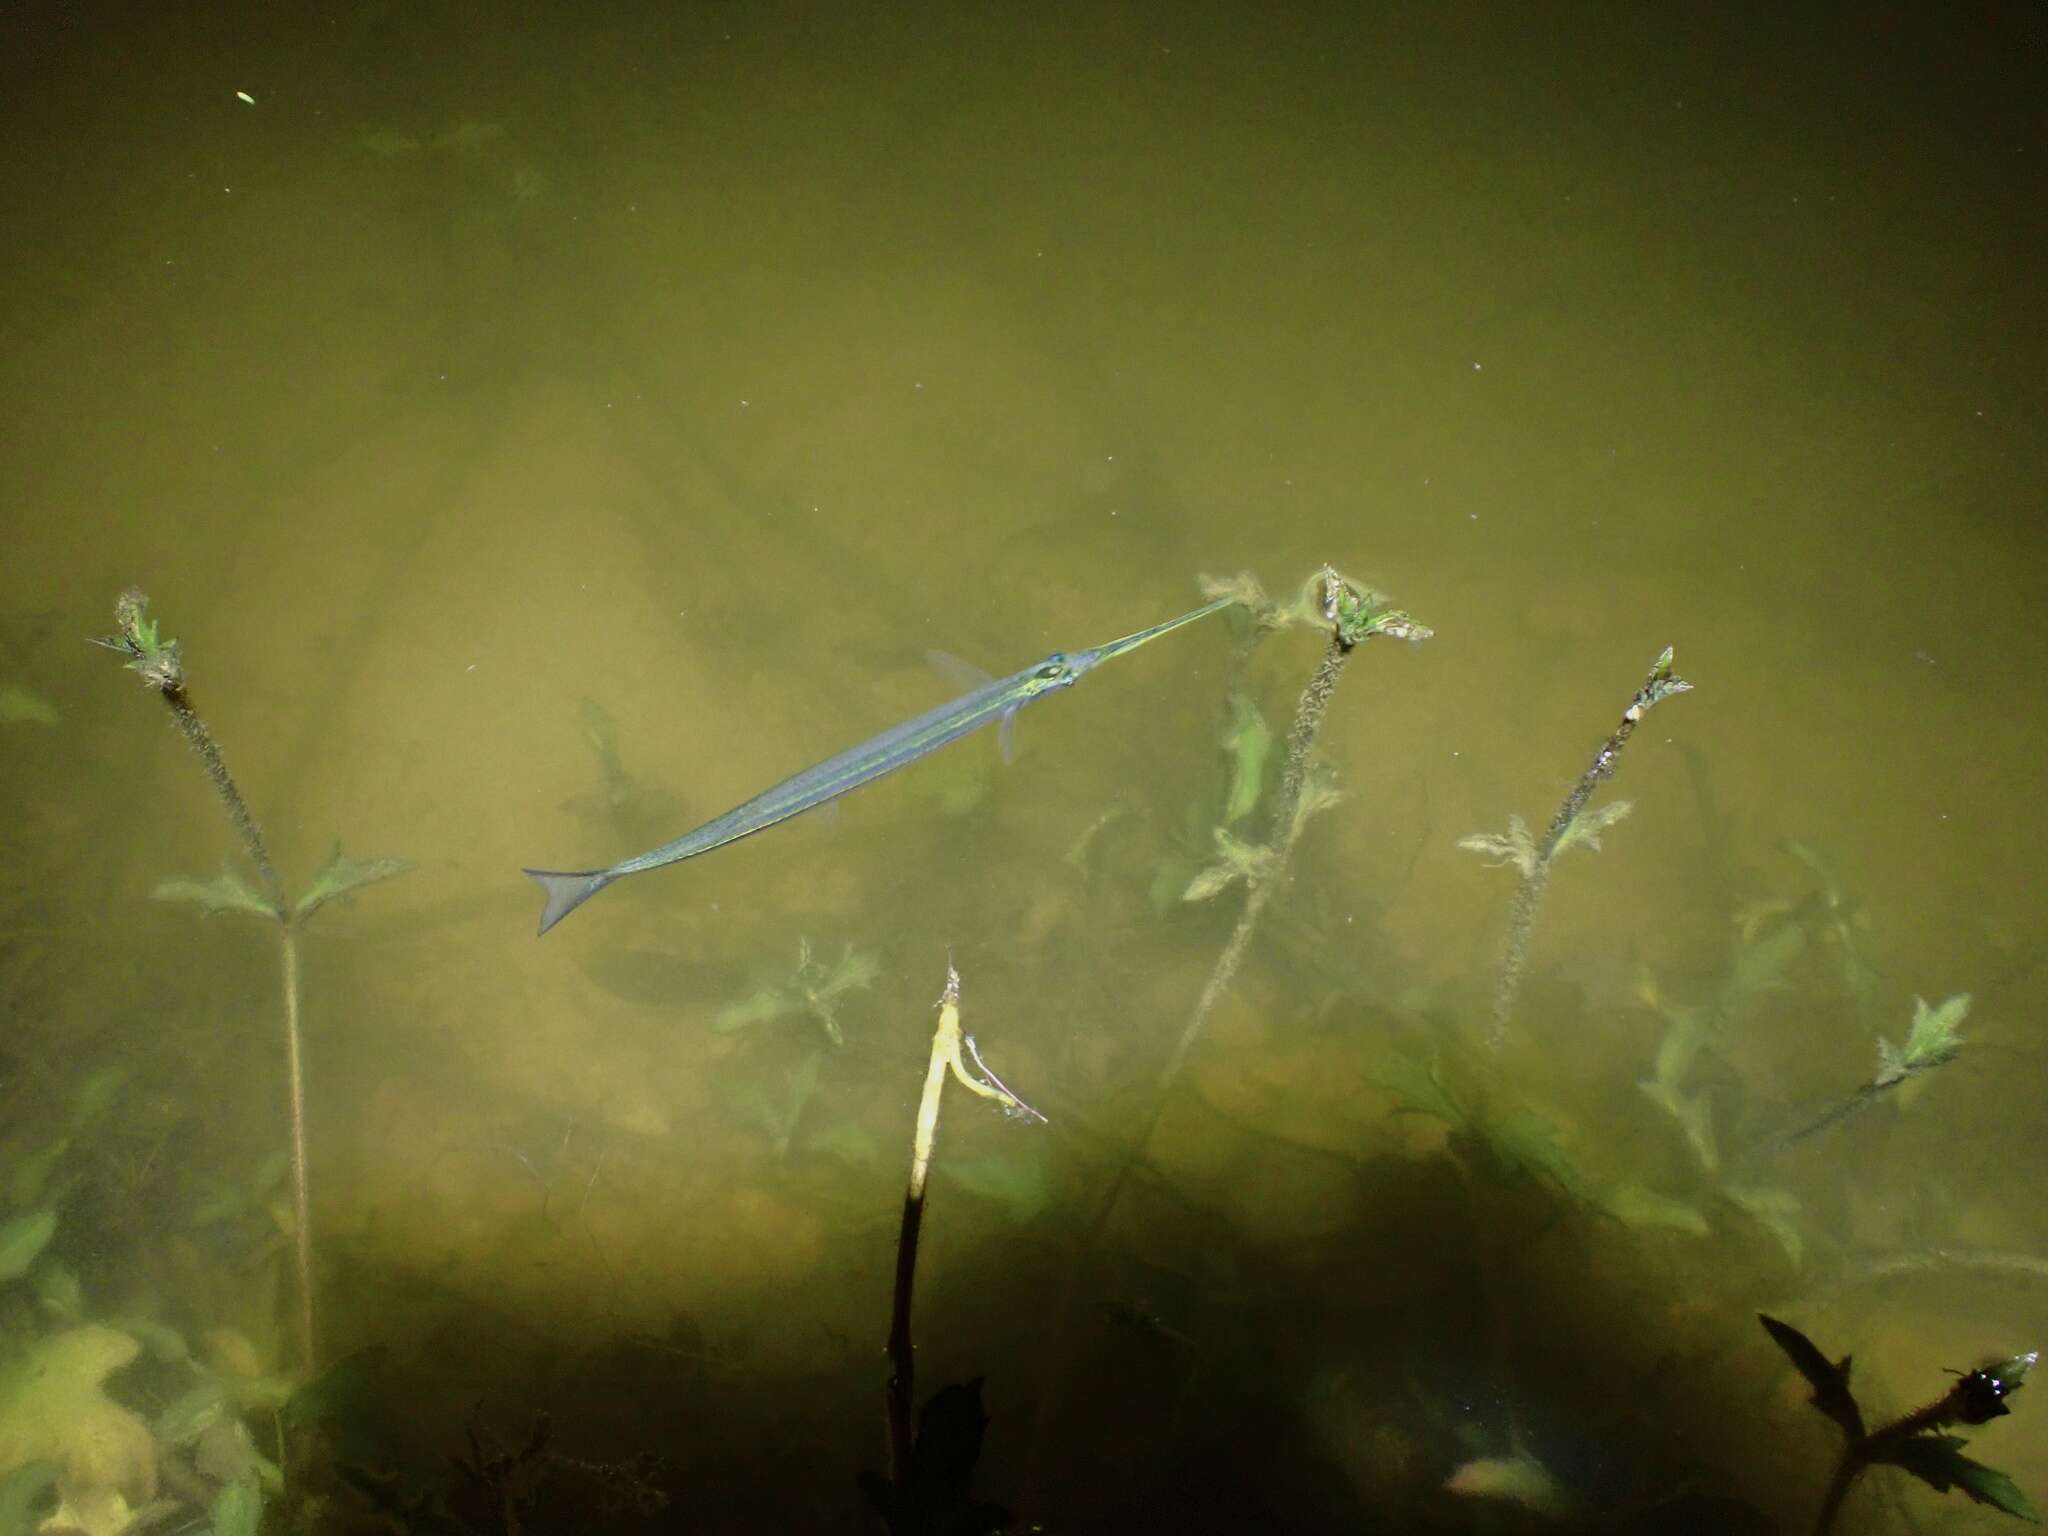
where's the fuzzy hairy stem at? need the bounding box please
[1487,648,1690,1044]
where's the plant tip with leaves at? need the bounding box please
[1760,1313,2040,1528]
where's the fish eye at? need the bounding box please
[1036,657,1067,680]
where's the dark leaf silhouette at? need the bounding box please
[1759,1313,1864,1439]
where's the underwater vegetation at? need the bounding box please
[1463,645,1692,1044]
[867,962,1042,1536]
[0,1055,391,1536]
[0,684,58,728]
[93,592,408,1376]
[717,936,881,1048]
[1761,1313,2038,1529]
[0,569,2034,1535]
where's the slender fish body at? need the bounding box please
[524,596,1233,934]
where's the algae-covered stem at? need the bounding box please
[1156,568,1431,1094]
[96,590,315,1369]
[98,590,287,917]
[1487,647,1692,1045]
[1024,569,1429,1496]
[885,962,1042,1490]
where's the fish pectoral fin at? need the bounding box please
[927,649,1016,762]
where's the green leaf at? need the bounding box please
[1184,826,1273,903]
[1372,1053,1466,1128]
[717,1053,823,1157]
[790,942,878,1045]
[1994,1351,2038,1391]
[1601,1183,1708,1236]
[719,941,875,1044]
[153,866,277,920]
[1874,1037,1907,1089]
[30,1261,83,1322]
[1181,862,1242,903]
[1330,582,1433,646]
[153,1381,227,1446]
[293,843,411,922]
[187,1174,253,1227]
[1648,1002,1712,1093]
[1457,816,1538,880]
[210,1476,263,1536]
[0,684,59,726]
[1553,799,1633,859]
[1757,1314,1862,1439]
[1638,1079,1717,1175]
[715,989,796,1032]
[250,1147,291,1198]
[1722,921,1806,1018]
[0,1459,58,1536]
[282,1346,392,1465]
[1641,646,1692,706]
[115,1317,193,1363]
[0,1209,57,1282]
[1872,1434,2042,1521]
[1443,1453,1572,1518]
[1287,760,1344,839]
[804,1121,880,1167]
[940,1147,1052,1223]
[807,943,880,1001]
[69,1066,129,1128]
[8,1139,70,1208]
[1483,1109,1588,1200]
[1902,992,1969,1070]
[1220,692,1273,826]
[1725,1185,1804,1268]
[1783,841,1849,908]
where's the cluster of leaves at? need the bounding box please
[859,1379,1008,1536]
[1761,1313,2039,1525]
[1632,912,1811,1263]
[713,938,885,1161]
[1373,1051,1709,1237]
[1873,992,1967,1089]
[1457,802,1634,883]
[154,843,411,928]
[716,937,878,1048]
[0,1066,129,1315]
[716,1051,830,1161]
[0,1067,306,1535]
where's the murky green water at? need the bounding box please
[2,3,2042,1531]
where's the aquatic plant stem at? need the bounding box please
[1449,1145,1531,1459]
[98,589,286,916]
[882,963,1039,1496]
[1023,572,1428,1495]
[1156,568,1426,1102]
[1155,617,1351,1094]
[1760,1313,2038,1533]
[1813,1377,2023,1534]
[1487,647,1691,1045]
[887,967,956,1481]
[280,927,316,1371]
[98,590,317,1369]
[163,689,286,915]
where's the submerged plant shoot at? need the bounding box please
[3,20,2039,1527]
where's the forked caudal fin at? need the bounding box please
[523,867,613,935]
